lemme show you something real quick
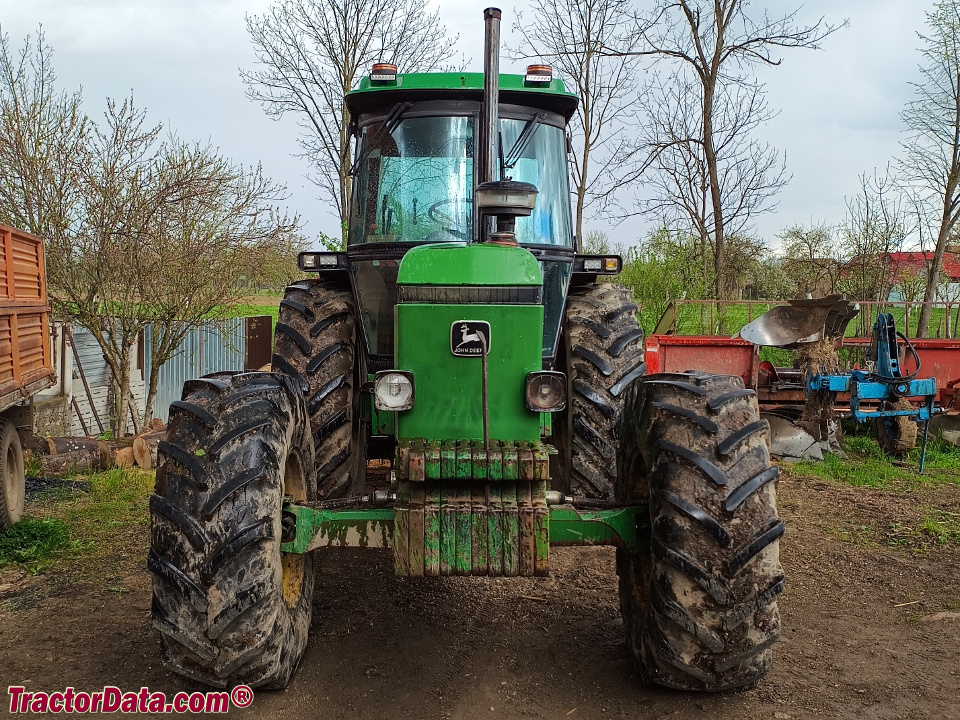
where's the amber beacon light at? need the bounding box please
[370,63,398,82]
[524,64,553,83]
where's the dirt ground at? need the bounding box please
[1,473,959,720]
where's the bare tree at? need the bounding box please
[750,253,794,301]
[894,265,929,304]
[617,226,708,330]
[630,0,840,299]
[778,223,843,297]
[0,28,87,239]
[509,0,641,244]
[580,229,613,255]
[899,0,960,336]
[138,141,301,424]
[243,0,458,237]
[45,98,166,434]
[838,171,909,324]
[61,103,300,433]
[0,32,300,434]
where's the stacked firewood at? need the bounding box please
[25,419,167,475]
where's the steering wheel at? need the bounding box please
[428,200,469,240]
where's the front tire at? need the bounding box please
[149,372,315,689]
[617,372,784,691]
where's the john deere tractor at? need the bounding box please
[148,8,784,693]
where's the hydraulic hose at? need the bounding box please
[871,330,921,384]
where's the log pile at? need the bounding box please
[30,425,167,476]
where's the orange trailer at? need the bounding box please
[0,224,55,530]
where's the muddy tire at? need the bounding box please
[149,372,316,689]
[273,279,359,499]
[555,284,646,498]
[0,420,24,531]
[617,372,784,691]
[874,399,917,457]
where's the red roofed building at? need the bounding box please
[888,251,960,279]
[886,251,960,301]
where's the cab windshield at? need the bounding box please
[348,111,572,247]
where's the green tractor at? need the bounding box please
[148,8,783,694]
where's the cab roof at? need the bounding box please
[346,72,579,121]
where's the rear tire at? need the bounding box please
[555,284,645,498]
[149,372,315,689]
[0,419,24,531]
[273,279,359,499]
[617,372,784,691]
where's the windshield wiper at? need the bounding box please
[349,102,412,176]
[502,113,545,174]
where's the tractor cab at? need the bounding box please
[342,70,581,367]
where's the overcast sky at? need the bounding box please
[0,0,934,250]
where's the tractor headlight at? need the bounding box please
[525,371,566,412]
[298,251,345,271]
[579,255,622,274]
[374,371,415,411]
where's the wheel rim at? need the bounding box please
[4,438,21,522]
[281,451,307,608]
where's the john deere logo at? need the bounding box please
[451,321,490,357]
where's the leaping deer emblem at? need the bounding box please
[456,323,485,350]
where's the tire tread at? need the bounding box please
[617,372,784,691]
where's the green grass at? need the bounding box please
[223,303,279,322]
[827,513,960,555]
[825,522,879,548]
[854,305,957,339]
[758,347,794,366]
[792,433,960,554]
[668,302,782,336]
[21,467,155,580]
[0,517,70,574]
[215,301,280,336]
[54,466,153,535]
[790,434,960,490]
[23,453,43,477]
[917,509,960,545]
[883,509,960,552]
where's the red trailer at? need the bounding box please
[645,333,960,410]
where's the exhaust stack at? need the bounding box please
[480,8,501,188]
[473,8,537,245]
[475,8,538,245]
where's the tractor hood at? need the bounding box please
[397,242,542,287]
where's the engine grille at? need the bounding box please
[397,285,542,304]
